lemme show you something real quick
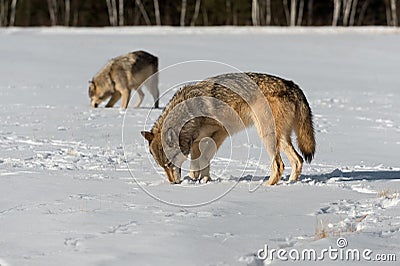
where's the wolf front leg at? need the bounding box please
[197,137,215,183]
[192,131,227,183]
[120,89,132,109]
[105,91,121,107]
[189,141,201,181]
[189,138,215,183]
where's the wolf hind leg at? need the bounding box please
[146,72,159,108]
[267,142,284,186]
[105,91,121,107]
[251,111,284,185]
[132,88,144,108]
[281,137,303,182]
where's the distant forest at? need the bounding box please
[0,0,399,27]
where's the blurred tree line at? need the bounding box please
[0,0,398,27]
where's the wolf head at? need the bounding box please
[141,129,183,184]
[88,80,111,108]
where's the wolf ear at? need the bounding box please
[88,81,96,97]
[167,128,177,148]
[141,131,154,143]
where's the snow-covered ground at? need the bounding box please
[0,27,399,265]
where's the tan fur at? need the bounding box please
[89,50,159,109]
[142,72,315,185]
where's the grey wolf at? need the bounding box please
[141,72,315,185]
[89,50,159,109]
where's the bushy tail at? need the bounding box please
[294,89,316,163]
[151,57,160,108]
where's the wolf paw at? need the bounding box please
[200,176,211,184]
[170,178,182,184]
[189,171,200,181]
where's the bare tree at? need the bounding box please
[112,0,118,25]
[153,0,161,25]
[296,0,304,26]
[266,0,271,26]
[332,0,341,26]
[65,0,70,26]
[225,0,231,25]
[9,0,17,26]
[106,0,123,26]
[252,0,260,26]
[72,7,79,26]
[282,0,302,26]
[307,0,314,25]
[232,2,238,25]
[119,0,124,26]
[0,0,5,26]
[104,0,128,26]
[384,0,398,26]
[357,0,369,25]
[135,0,151,25]
[282,0,290,25]
[258,0,265,25]
[106,0,115,26]
[343,0,353,26]
[385,0,392,25]
[180,0,187,26]
[190,0,201,26]
[202,5,208,26]
[349,0,358,26]
[47,0,58,26]
[390,0,398,26]
[290,0,297,26]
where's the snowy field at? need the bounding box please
[0,27,399,265]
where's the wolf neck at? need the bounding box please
[151,87,190,134]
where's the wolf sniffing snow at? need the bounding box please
[142,72,315,185]
[89,50,159,109]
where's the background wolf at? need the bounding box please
[89,50,159,109]
[142,72,315,185]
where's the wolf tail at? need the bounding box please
[294,86,316,163]
[152,55,158,73]
[151,56,159,108]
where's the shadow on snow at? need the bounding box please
[226,169,400,183]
